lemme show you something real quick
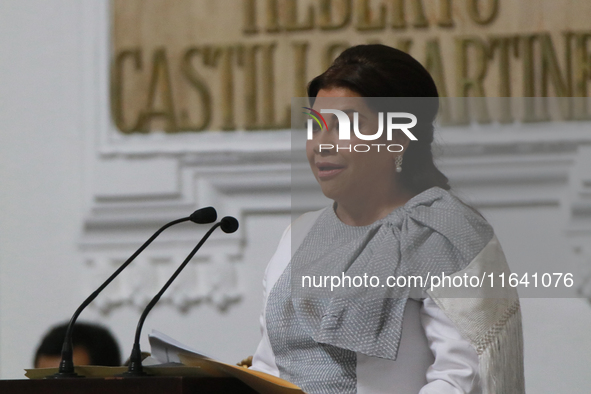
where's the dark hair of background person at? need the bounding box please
[307,44,450,195]
[34,321,121,367]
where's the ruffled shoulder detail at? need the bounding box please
[289,187,494,360]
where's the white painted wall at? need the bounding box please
[1,2,591,393]
[0,0,88,376]
[0,0,291,379]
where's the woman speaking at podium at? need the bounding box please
[250,45,524,394]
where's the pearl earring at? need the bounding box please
[395,156,403,173]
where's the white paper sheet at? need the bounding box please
[149,329,215,364]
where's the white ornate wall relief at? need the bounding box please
[437,122,589,208]
[79,126,293,314]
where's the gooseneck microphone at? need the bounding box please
[123,216,239,377]
[47,207,217,379]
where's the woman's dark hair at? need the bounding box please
[307,44,450,195]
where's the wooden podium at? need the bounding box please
[0,376,259,393]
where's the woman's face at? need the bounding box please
[306,87,404,208]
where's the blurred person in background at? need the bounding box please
[34,321,121,368]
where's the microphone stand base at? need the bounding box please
[117,370,153,378]
[45,372,85,379]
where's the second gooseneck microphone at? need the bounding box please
[123,216,239,377]
[47,207,217,379]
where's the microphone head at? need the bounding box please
[189,207,217,224]
[220,216,239,233]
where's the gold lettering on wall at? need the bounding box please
[573,33,591,119]
[318,0,352,30]
[390,0,406,29]
[410,0,429,28]
[292,41,309,97]
[356,0,386,31]
[518,35,549,122]
[180,47,212,131]
[217,46,236,130]
[240,44,260,129]
[243,0,258,34]
[437,0,454,28]
[541,34,572,118]
[284,0,315,31]
[388,0,430,29]
[574,33,591,98]
[111,48,142,133]
[467,0,499,25]
[266,0,280,32]
[139,48,178,132]
[541,34,571,97]
[111,0,591,132]
[455,37,491,123]
[489,37,515,97]
[489,36,517,122]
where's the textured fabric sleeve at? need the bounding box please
[249,272,279,376]
[419,297,481,394]
[250,210,325,376]
[250,224,293,376]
